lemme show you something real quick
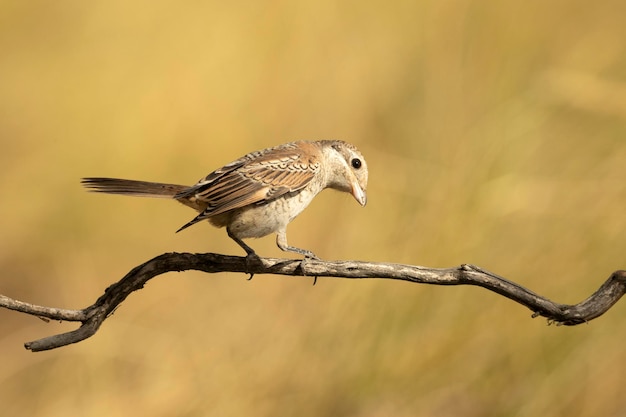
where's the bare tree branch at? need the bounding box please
[1,252,625,352]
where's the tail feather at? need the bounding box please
[81,177,188,198]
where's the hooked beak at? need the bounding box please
[351,182,367,206]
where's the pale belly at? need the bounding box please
[209,188,320,239]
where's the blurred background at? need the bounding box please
[1,1,625,416]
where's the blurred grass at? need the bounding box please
[1,0,626,416]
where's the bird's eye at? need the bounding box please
[351,158,362,169]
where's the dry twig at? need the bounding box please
[1,252,624,352]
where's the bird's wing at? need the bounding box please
[177,142,321,221]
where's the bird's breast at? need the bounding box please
[226,186,320,239]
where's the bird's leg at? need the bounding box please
[276,230,319,259]
[276,230,320,285]
[227,227,259,279]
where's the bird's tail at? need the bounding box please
[81,177,188,198]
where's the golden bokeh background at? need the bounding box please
[1,1,626,416]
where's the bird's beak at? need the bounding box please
[351,182,367,206]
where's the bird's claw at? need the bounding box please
[299,255,319,285]
[244,252,260,280]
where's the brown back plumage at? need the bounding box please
[174,141,322,231]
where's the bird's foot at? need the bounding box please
[275,236,319,284]
[298,253,319,286]
[304,251,320,260]
[244,252,261,280]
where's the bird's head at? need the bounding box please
[323,140,368,206]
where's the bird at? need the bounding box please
[81,140,368,259]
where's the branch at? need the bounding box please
[1,252,625,352]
